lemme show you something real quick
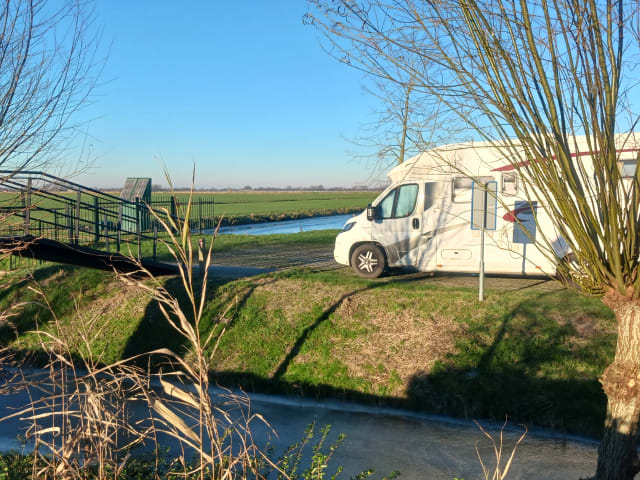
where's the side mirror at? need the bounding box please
[366,204,375,221]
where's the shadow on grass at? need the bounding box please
[0,264,106,344]
[271,284,380,381]
[121,273,277,366]
[210,277,613,438]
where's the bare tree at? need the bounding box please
[0,0,100,176]
[307,1,640,478]
[350,76,460,181]
[352,79,417,169]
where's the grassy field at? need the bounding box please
[0,190,377,229]
[178,191,376,219]
[0,232,615,439]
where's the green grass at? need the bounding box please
[0,259,616,438]
[0,190,376,232]
[108,228,340,262]
[201,191,376,218]
[202,270,614,438]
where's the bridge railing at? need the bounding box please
[0,171,216,262]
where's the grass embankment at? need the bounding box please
[0,243,614,439]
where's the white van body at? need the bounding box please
[334,136,639,277]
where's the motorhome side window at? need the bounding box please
[620,160,637,178]
[379,190,396,219]
[424,182,444,210]
[502,172,518,195]
[379,183,419,219]
[452,177,473,203]
[452,176,494,203]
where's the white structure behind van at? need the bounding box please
[334,136,639,278]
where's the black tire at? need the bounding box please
[350,244,386,278]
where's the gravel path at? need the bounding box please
[210,244,338,271]
[207,242,560,292]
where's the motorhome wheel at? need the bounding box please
[351,244,385,278]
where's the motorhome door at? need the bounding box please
[414,181,447,271]
[371,183,421,266]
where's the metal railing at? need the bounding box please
[0,171,216,262]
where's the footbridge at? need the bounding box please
[0,171,213,276]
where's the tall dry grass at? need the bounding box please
[474,420,527,480]
[120,185,276,479]
[1,291,150,479]
[0,184,275,479]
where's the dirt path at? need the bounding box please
[211,243,337,270]
[209,241,560,292]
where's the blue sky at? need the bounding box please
[74,2,378,189]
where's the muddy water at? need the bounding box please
[245,393,597,479]
[0,382,597,479]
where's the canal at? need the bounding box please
[0,381,597,479]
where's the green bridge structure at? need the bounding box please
[0,171,216,276]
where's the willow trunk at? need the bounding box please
[596,298,640,480]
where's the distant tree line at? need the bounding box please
[148,184,383,192]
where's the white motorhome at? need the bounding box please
[334,137,639,278]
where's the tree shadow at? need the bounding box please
[212,282,614,438]
[407,290,613,437]
[2,261,615,439]
[121,273,279,367]
[0,264,108,344]
[270,269,451,381]
[271,285,379,381]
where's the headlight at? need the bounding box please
[343,222,355,232]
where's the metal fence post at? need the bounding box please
[93,197,100,243]
[24,178,31,236]
[54,210,59,241]
[136,196,141,259]
[170,196,177,222]
[104,215,110,253]
[66,204,73,243]
[8,225,12,270]
[116,222,121,252]
[153,222,157,262]
[75,191,81,244]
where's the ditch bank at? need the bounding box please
[0,263,615,440]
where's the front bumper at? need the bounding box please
[333,234,351,266]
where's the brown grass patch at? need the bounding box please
[231,279,466,396]
[256,278,352,324]
[333,291,465,397]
